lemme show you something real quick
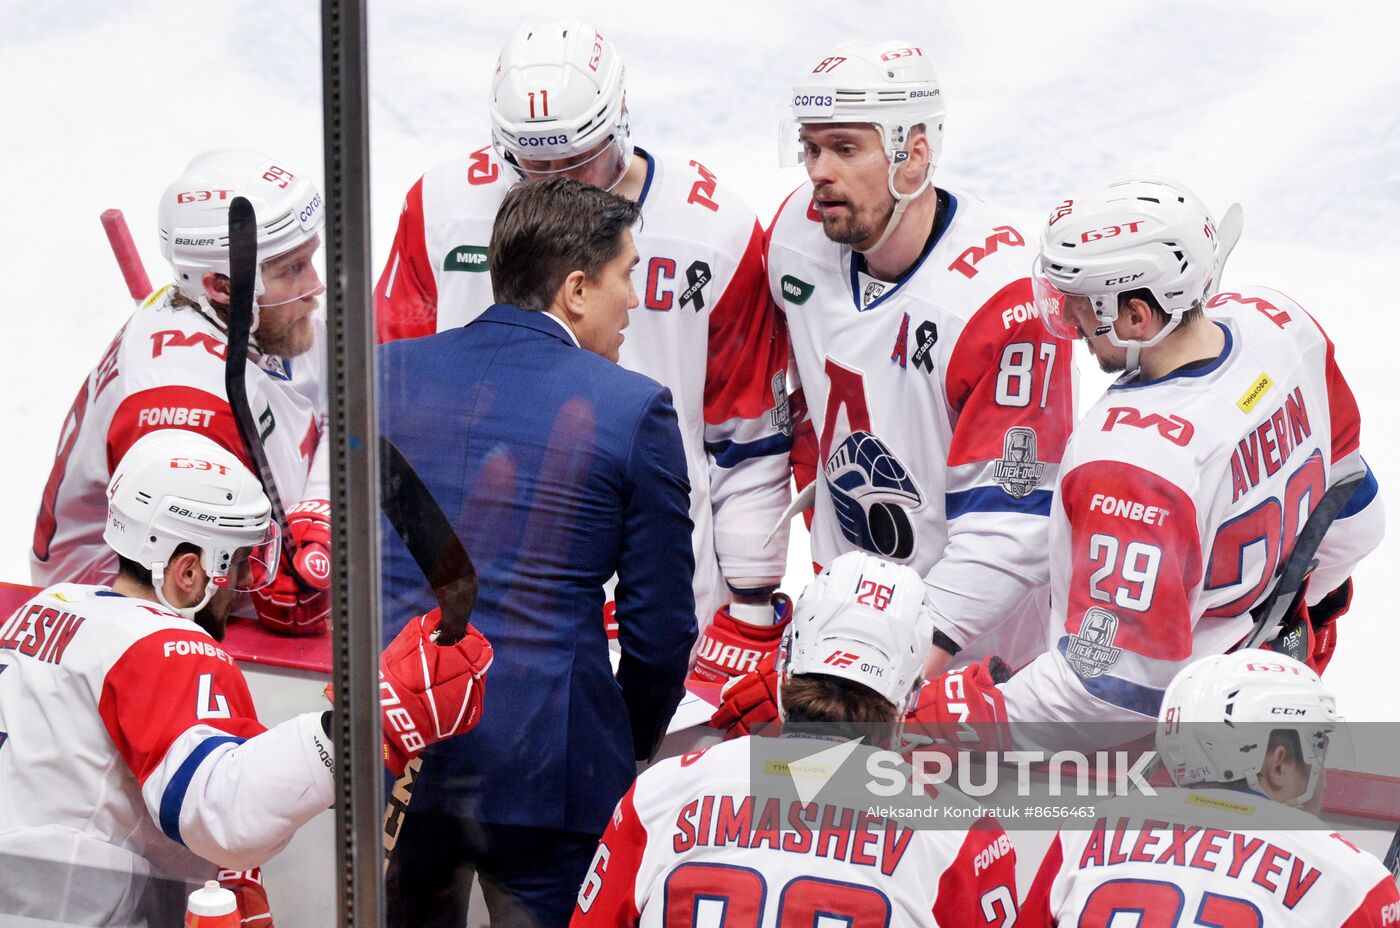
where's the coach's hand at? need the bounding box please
[379,608,493,776]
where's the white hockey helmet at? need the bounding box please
[106,431,280,618]
[489,20,632,190]
[1156,649,1338,808]
[783,40,947,252]
[779,551,933,714]
[158,148,325,303]
[1033,175,1224,370]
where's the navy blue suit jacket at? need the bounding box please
[378,304,696,834]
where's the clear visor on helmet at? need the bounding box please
[510,135,630,190]
[778,118,808,168]
[210,521,281,593]
[1032,257,1117,341]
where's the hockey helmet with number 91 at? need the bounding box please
[106,431,280,619]
[1033,175,1225,369]
[1156,649,1343,808]
[490,20,632,191]
[158,148,325,306]
[779,551,934,716]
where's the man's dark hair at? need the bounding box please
[116,543,201,589]
[1119,287,1203,329]
[489,176,641,311]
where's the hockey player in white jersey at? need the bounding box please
[374,19,793,677]
[0,431,492,926]
[569,551,1019,927]
[32,148,336,636]
[906,175,1384,747]
[714,38,1076,737]
[1021,650,1400,927]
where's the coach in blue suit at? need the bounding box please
[378,177,696,927]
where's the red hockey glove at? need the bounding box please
[252,569,331,636]
[906,657,1012,752]
[286,498,332,591]
[380,608,494,777]
[1307,577,1352,675]
[217,867,273,928]
[688,595,792,686]
[709,651,781,740]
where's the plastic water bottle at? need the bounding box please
[185,879,239,927]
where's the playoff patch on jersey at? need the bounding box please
[824,430,923,561]
[991,427,1045,499]
[1065,607,1123,679]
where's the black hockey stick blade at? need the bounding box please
[378,435,478,645]
[1386,824,1400,883]
[1243,472,1364,650]
[224,197,293,552]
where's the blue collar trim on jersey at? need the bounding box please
[847,190,959,313]
[95,590,125,597]
[633,147,655,210]
[1107,321,1233,391]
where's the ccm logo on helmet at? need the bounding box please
[518,134,570,147]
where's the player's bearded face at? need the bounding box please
[193,586,237,642]
[1065,295,1128,374]
[801,125,897,249]
[255,236,325,358]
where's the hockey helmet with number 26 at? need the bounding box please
[106,431,281,619]
[158,148,325,304]
[780,551,934,712]
[490,20,632,190]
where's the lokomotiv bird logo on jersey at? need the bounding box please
[824,430,923,561]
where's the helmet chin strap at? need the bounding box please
[152,569,217,620]
[855,149,934,258]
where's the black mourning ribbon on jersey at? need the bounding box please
[679,260,712,312]
[378,436,478,645]
[911,321,939,373]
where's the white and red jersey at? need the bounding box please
[1001,288,1384,728]
[1021,788,1400,927]
[30,288,329,588]
[568,736,1019,927]
[767,184,1076,667]
[375,146,791,625]
[0,584,333,924]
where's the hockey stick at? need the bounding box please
[225,197,295,558]
[1242,472,1364,649]
[100,208,154,305]
[1207,202,1244,300]
[377,435,480,872]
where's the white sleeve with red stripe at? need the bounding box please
[100,628,334,869]
[374,176,440,343]
[704,219,793,591]
[929,817,1020,927]
[1002,459,1204,726]
[924,283,1076,650]
[1017,831,1064,928]
[1339,875,1400,928]
[1307,315,1383,603]
[571,786,647,926]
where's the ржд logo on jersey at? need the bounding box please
[443,245,489,273]
[1102,407,1195,447]
[824,430,923,561]
[991,427,1045,499]
[1065,607,1123,679]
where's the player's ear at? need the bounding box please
[166,549,206,599]
[202,271,232,306]
[1256,740,1295,796]
[1122,297,1157,337]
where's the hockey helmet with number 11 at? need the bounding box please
[779,551,934,716]
[106,431,280,619]
[490,20,632,190]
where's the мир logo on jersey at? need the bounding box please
[824,430,923,561]
[991,427,1045,499]
[1065,607,1123,679]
